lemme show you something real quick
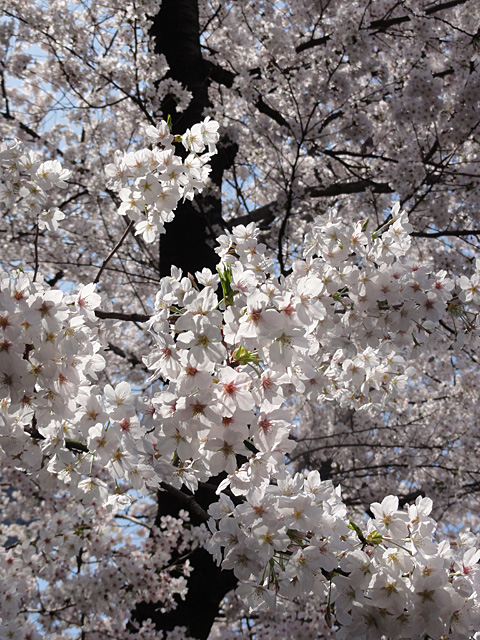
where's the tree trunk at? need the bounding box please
[150,0,236,277]
[129,3,239,638]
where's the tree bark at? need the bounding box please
[129,3,238,638]
[131,483,237,639]
[150,0,236,277]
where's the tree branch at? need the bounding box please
[159,482,209,522]
[106,342,146,369]
[229,180,393,227]
[95,310,151,322]
[412,229,480,238]
[295,35,330,53]
[254,95,291,130]
[308,179,393,198]
[368,0,468,31]
[93,220,134,284]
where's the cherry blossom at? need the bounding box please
[1,0,480,638]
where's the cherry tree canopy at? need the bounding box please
[1,1,480,639]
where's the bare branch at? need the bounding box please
[295,35,330,53]
[106,342,147,369]
[159,482,209,522]
[369,0,468,31]
[412,229,480,239]
[95,310,150,322]
[93,220,134,285]
[228,180,393,227]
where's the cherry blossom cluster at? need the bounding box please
[134,205,480,497]
[210,590,336,640]
[0,464,206,640]
[206,0,480,267]
[0,270,105,477]
[98,206,478,636]
[0,118,218,503]
[106,118,220,243]
[1,188,480,637]
[0,138,71,231]
[207,477,480,639]
[2,133,480,637]
[2,1,480,637]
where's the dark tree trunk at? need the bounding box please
[131,484,238,640]
[129,3,239,638]
[129,479,238,639]
[150,0,237,277]
[131,548,237,639]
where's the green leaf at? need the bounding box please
[348,520,365,542]
[218,264,235,306]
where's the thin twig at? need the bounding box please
[115,513,152,530]
[93,220,134,284]
[33,222,40,282]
